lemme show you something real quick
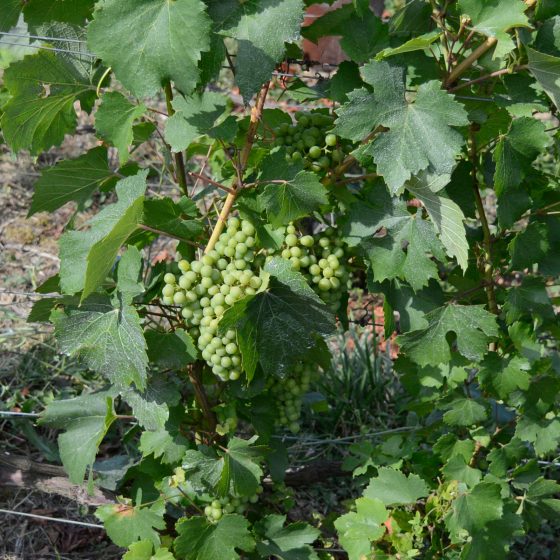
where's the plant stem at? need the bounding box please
[449,64,528,92]
[138,224,199,247]
[187,171,235,194]
[469,128,499,315]
[204,81,271,253]
[188,361,216,434]
[445,36,497,87]
[164,82,189,197]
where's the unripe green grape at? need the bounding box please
[162,296,174,305]
[178,259,190,272]
[229,370,241,381]
[323,267,334,279]
[179,276,192,290]
[200,277,213,289]
[164,272,176,284]
[318,258,328,269]
[285,233,298,247]
[319,237,330,248]
[230,286,242,300]
[191,261,202,274]
[331,149,343,162]
[281,248,291,259]
[241,221,255,236]
[234,259,247,270]
[224,246,235,258]
[300,235,314,247]
[245,287,256,296]
[204,505,213,517]
[184,270,197,283]
[234,231,247,243]
[290,246,302,258]
[229,217,240,229]
[325,133,337,147]
[318,278,331,291]
[162,284,175,297]
[173,291,187,305]
[182,307,193,320]
[308,145,321,159]
[249,276,262,289]
[318,156,330,169]
[200,265,213,278]
[330,277,341,289]
[226,342,238,354]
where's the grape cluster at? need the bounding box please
[203,486,263,523]
[271,111,353,172]
[268,362,316,434]
[268,223,349,313]
[162,217,263,382]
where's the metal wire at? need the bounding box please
[0,508,104,529]
[0,41,96,57]
[0,31,86,44]
[0,411,40,418]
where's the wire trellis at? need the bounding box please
[0,508,104,529]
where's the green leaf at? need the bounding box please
[0,0,21,31]
[504,276,556,325]
[527,47,560,109]
[145,329,198,369]
[183,437,265,497]
[375,31,441,59]
[123,541,174,560]
[121,378,181,430]
[364,467,429,505]
[39,392,116,484]
[117,246,144,304]
[23,0,95,26]
[509,221,551,269]
[29,147,113,216]
[334,497,387,560]
[478,353,531,400]
[516,414,560,455]
[59,170,147,298]
[53,295,148,389]
[442,456,481,488]
[174,514,255,560]
[259,171,328,227]
[212,0,305,99]
[493,117,551,227]
[302,3,388,63]
[255,515,320,560]
[397,304,498,366]
[140,428,188,465]
[0,51,95,153]
[96,92,147,164]
[446,482,504,536]
[457,0,529,58]
[142,197,204,242]
[334,60,468,194]
[88,0,211,97]
[406,171,469,271]
[164,92,228,152]
[220,258,336,378]
[443,398,487,427]
[96,500,165,548]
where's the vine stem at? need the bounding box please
[449,64,528,92]
[445,37,497,87]
[188,361,216,434]
[204,81,271,253]
[164,82,189,197]
[469,128,499,316]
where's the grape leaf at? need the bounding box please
[364,467,429,505]
[516,414,560,456]
[406,171,469,271]
[334,497,387,560]
[443,398,487,427]
[508,221,550,269]
[0,0,21,31]
[164,92,228,152]
[478,353,531,400]
[303,3,388,63]
[96,501,165,548]
[39,392,116,484]
[117,246,144,304]
[220,258,336,378]
[142,198,204,243]
[334,60,468,194]
[174,514,255,560]
[96,92,147,164]
[0,50,95,153]
[145,329,198,369]
[140,428,188,465]
[23,0,95,26]
[53,294,148,390]
[259,171,328,227]
[493,117,550,227]
[527,47,560,109]
[504,276,556,325]
[457,0,529,59]
[445,482,504,536]
[29,147,114,216]
[121,377,181,431]
[88,0,211,97]
[375,30,441,59]
[397,304,499,366]
[210,0,305,100]
[59,170,147,298]
[123,541,174,560]
[183,437,265,497]
[255,515,320,560]
[443,456,482,488]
